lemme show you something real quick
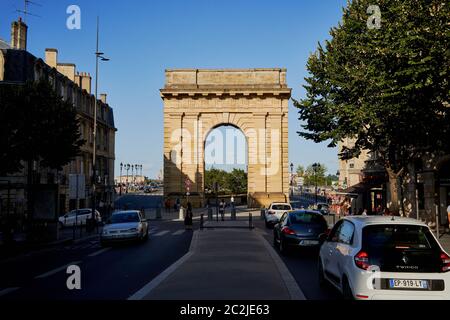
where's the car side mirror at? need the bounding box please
[319,233,328,245]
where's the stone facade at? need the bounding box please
[0,20,116,218]
[162,69,291,208]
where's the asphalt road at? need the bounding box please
[0,219,193,300]
[114,193,163,211]
[253,218,342,300]
[1,193,339,300]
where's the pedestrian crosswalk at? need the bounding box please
[57,229,188,252]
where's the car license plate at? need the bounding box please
[301,240,319,246]
[389,279,428,289]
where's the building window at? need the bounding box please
[349,163,355,169]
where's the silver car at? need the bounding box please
[100,210,149,246]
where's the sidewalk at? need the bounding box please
[129,222,305,300]
[439,233,450,254]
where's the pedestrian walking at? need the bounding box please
[362,209,368,216]
[176,198,181,211]
[219,199,226,221]
[230,196,235,209]
[185,202,193,230]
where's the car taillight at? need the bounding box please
[282,227,296,235]
[441,252,450,273]
[355,251,370,270]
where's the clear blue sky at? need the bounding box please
[0,0,347,178]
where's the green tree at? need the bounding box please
[0,80,84,218]
[225,169,248,194]
[296,165,305,177]
[294,0,450,214]
[304,163,328,186]
[0,80,84,174]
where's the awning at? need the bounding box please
[340,181,383,195]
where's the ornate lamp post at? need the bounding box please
[290,163,294,197]
[312,163,321,206]
[126,164,130,192]
[119,162,123,196]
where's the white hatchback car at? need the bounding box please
[264,203,293,228]
[59,209,101,228]
[318,216,450,300]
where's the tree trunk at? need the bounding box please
[387,167,401,215]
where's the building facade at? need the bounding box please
[0,19,117,225]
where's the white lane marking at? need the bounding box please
[149,228,159,234]
[172,230,185,236]
[0,287,20,297]
[34,261,82,279]
[153,230,169,237]
[88,248,111,257]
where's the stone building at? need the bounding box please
[0,19,117,223]
[338,139,450,225]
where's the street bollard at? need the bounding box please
[156,207,162,220]
[208,208,213,221]
[231,208,237,221]
[249,213,253,229]
[200,214,204,230]
[260,209,265,220]
[179,207,185,221]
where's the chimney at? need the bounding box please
[79,72,92,94]
[45,48,58,68]
[100,94,107,104]
[11,18,28,50]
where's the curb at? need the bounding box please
[258,233,306,300]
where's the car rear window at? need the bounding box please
[111,212,140,223]
[362,225,439,250]
[362,224,443,273]
[290,212,326,225]
[272,205,291,210]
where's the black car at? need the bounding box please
[273,210,329,254]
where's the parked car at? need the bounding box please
[100,210,149,246]
[317,203,331,215]
[318,216,450,300]
[58,209,101,228]
[264,202,293,228]
[273,210,329,254]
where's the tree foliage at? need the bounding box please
[0,80,85,175]
[294,0,450,211]
[205,168,248,195]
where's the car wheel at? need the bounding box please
[144,229,149,241]
[318,258,326,287]
[342,276,354,300]
[279,238,289,255]
[265,219,270,228]
[273,231,278,247]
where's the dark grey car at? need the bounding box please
[273,210,329,255]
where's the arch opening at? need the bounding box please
[204,125,248,206]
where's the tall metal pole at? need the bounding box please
[91,16,100,226]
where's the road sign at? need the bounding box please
[69,174,85,200]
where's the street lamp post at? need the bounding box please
[91,16,110,228]
[290,163,294,197]
[126,164,130,193]
[120,162,123,196]
[312,163,321,206]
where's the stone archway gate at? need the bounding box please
[162,69,291,208]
